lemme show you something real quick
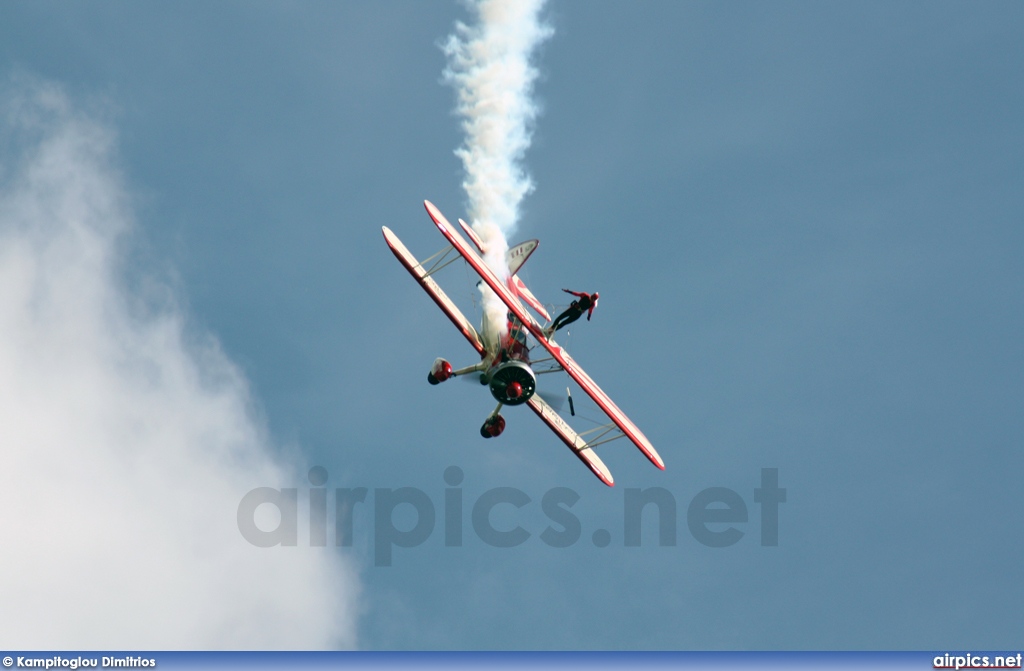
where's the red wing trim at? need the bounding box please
[424,201,664,470]
[382,226,485,356]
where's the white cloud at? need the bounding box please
[0,78,359,649]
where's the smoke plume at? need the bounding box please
[443,0,552,339]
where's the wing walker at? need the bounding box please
[382,201,665,486]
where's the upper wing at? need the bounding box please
[424,201,665,471]
[540,341,664,469]
[382,225,485,356]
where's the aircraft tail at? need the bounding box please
[457,218,550,322]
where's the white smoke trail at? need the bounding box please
[0,78,359,649]
[443,0,553,340]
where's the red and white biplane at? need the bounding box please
[382,201,665,486]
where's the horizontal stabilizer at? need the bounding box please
[506,240,538,276]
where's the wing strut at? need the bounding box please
[382,226,485,356]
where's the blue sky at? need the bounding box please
[1,0,1022,650]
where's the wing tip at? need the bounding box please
[424,199,442,220]
[592,466,614,487]
[382,226,401,252]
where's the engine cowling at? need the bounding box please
[480,414,506,438]
[427,358,453,385]
[487,361,536,406]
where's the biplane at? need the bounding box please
[381,201,665,486]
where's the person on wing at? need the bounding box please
[547,289,599,334]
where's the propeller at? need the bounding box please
[455,371,567,412]
[536,389,565,412]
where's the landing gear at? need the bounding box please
[480,414,505,438]
[480,401,505,439]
